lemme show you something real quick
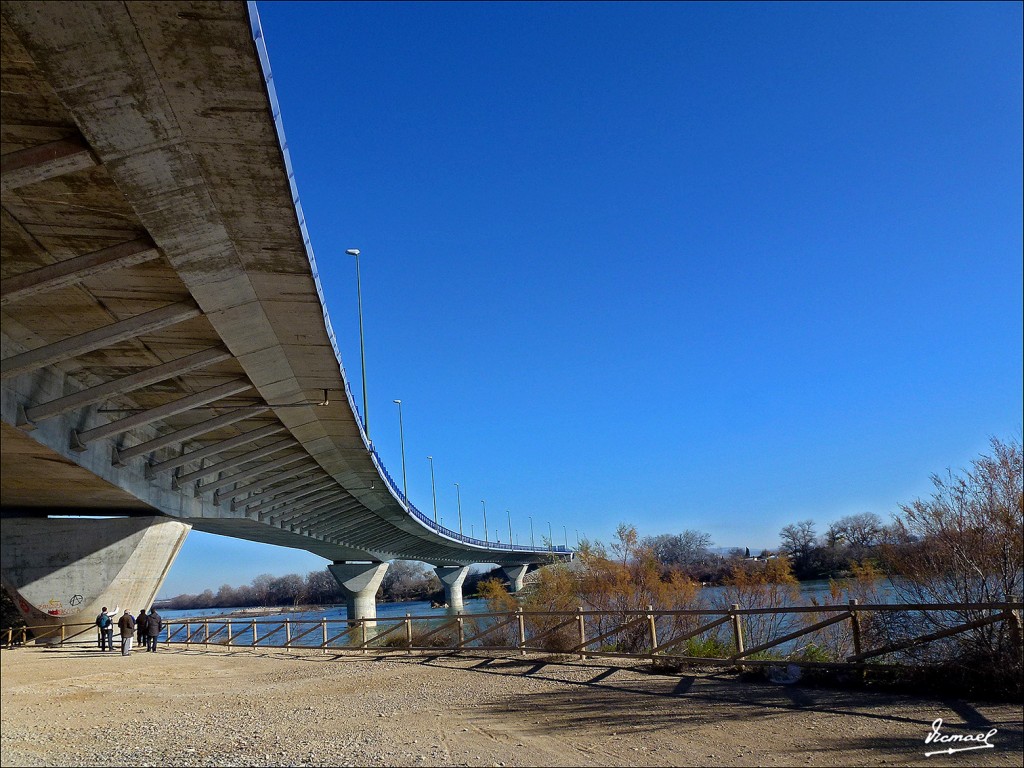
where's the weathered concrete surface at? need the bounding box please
[0,515,190,635]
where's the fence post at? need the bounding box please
[285,619,292,652]
[730,604,744,671]
[457,611,465,649]
[226,619,233,647]
[405,613,413,655]
[322,618,327,654]
[1007,594,1023,662]
[517,608,526,655]
[849,599,863,658]
[251,620,257,648]
[60,624,66,646]
[21,626,27,646]
[360,620,367,654]
[577,606,587,660]
[185,621,191,650]
[204,620,209,648]
[5,627,11,647]
[646,604,658,655]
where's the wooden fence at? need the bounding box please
[6,600,1022,672]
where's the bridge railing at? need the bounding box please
[248,5,569,560]
[366,443,570,554]
[10,601,1021,674]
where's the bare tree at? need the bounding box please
[881,436,1023,693]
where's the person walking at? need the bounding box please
[117,610,135,656]
[145,608,162,652]
[95,607,114,651]
[135,609,148,648]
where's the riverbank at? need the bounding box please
[2,645,1021,767]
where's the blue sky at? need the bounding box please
[161,1,1022,596]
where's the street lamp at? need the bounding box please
[507,510,513,547]
[427,456,438,523]
[481,500,489,544]
[529,515,535,549]
[346,248,369,438]
[454,482,463,534]
[392,399,408,507]
[548,521,553,551]
[563,525,568,549]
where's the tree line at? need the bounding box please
[158,436,1020,612]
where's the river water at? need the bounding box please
[161,578,901,624]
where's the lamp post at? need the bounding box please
[481,500,489,544]
[529,516,535,549]
[392,399,408,507]
[563,525,568,549]
[427,456,438,524]
[345,249,369,438]
[548,521,553,551]
[454,482,463,534]
[507,510,513,547]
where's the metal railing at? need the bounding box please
[8,601,1020,672]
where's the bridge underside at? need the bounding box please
[1,0,566,625]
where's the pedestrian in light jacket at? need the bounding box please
[118,610,135,656]
[145,608,162,652]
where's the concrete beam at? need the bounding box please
[267,490,350,524]
[146,423,286,476]
[212,461,318,504]
[71,380,252,449]
[196,451,308,496]
[242,477,337,515]
[173,437,297,486]
[0,136,98,192]
[1,300,202,380]
[328,562,389,625]
[0,237,161,306]
[285,498,363,530]
[21,347,231,426]
[114,406,270,464]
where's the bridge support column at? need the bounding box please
[0,516,191,642]
[503,565,529,593]
[433,566,470,614]
[328,562,388,626]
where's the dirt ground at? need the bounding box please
[1,644,1021,767]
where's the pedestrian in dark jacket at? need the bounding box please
[117,610,135,656]
[95,607,114,651]
[135,609,148,646]
[145,609,162,652]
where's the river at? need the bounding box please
[160,578,902,624]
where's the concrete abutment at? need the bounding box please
[0,515,190,640]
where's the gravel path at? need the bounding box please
[2,645,1021,767]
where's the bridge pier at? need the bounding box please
[0,515,191,641]
[503,565,529,593]
[328,561,389,626]
[433,565,470,613]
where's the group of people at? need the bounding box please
[94,606,162,656]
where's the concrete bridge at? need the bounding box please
[0,0,571,631]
